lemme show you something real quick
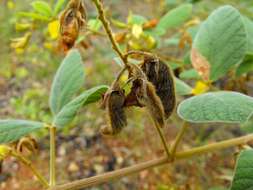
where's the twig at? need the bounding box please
[11,150,49,188]
[49,133,253,190]
[170,122,188,158]
[124,50,154,59]
[49,126,56,187]
[92,0,129,68]
[154,122,171,160]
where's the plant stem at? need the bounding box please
[154,123,171,159]
[11,150,49,188]
[49,133,253,190]
[92,0,128,67]
[170,122,188,157]
[49,126,56,187]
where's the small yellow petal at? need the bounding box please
[132,24,143,39]
[15,48,25,54]
[48,20,60,40]
[0,145,11,160]
[191,81,209,95]
[120,74,128,83]
[43,42,53,50]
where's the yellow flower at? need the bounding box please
[132,24,143,39]
[0,145,11,160]
[191,81,209,95]
[48,20,60,40]
[120,73,128,83]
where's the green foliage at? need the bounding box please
[192,5,247,81]
[156,4,192,36]
[127,14,147,25]
[230,149,253,190]
[88,19,102,32]
[243,17,253,54]
[18,12,50,21]
[179,69,201,80]
[175,78,193,95]
[31,1,52,18]
[49,49,85,115]
[53,85,108,128]
[0,120,44,144]
[10,88,51,123]
[53,0,67,16]
[177,91,253,123]
[236,54,253,76]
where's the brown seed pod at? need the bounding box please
[59,0,86,52]
[12,136,38,155]
[126,78,165,128]
[101,89,127,136]
[141,56,176,118]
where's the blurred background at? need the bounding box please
[0,0,253,189]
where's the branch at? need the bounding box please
[170,122,188,157]
[11,150,49,188]
[49,126,57,186]
[92,0,129,68]
[48,133,253,190]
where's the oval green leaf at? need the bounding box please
[0,120,44,144]
[230,149,253,190]
[53,0,67,16]
[31,1,52,18]
[177,91,253,124]
[243,17,253,54]
[156,4,192,36]
[179,69,201,80]
[236,54,253,76]
[191,5,247,81]
[18,12,50,22]
[50,49,85,115]
[53,85,108,128]
[175,78,193,96]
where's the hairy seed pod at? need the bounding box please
[59,0,86,52]
[126,79,165,128]
[141,56,176,118]
[101,89,127,136]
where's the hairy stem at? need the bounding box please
[92,0,128,67]
[170,122,188,157]
[11,150,49,188]
[49,126,56,187]
[49,133,253,190]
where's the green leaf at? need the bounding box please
[191,5,247,81]
[230,149,253,190]
[156,4,192,36]
[31,1,52,18]
[87,19,102,32]
[18,12,50,21]
[53,0,67,16]
[177,91,253,124]
[167,62,181,70]
[53,85,108,127]
[50,49,85,115]
[179,69,201,80]
[0,120,44,144]
[243,17,253,54]
[236,54,253,76]
[175,78,193,95]
[127,13,147,25]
